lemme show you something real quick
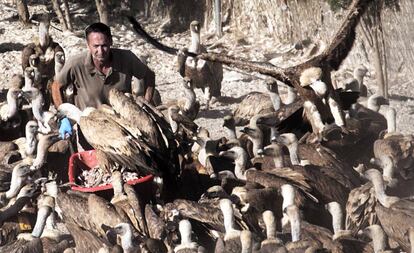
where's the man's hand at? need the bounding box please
[59,117,72,140]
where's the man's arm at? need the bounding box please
[143,69,155,103]
[51,80,64,108]
[52,79,73,140]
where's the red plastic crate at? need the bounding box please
[68,150,155,201]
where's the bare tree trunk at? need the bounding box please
[373,28,386,97]
[282,0,294,43]
[214,0,222,38]
[144,0,152,18]
[95,0,109,25]
[145,0,151,18]
[204,0,212,30]
[62,0,73,31]
[372,0,388,98]
[51,0,69,31]
[359,1,388,98]
[222,0,233,27]
[15,0,30,25]
[376,4,388,98]
[378,13,389,98]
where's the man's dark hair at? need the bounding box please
[85,22,112,41]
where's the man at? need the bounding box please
[52,22,155,141]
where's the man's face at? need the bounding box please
[87,32,112,64]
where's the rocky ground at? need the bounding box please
[1,1,413,139]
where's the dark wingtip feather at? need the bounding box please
[127,16,198,58]
[337,89,360,110]
[126,16,178,55]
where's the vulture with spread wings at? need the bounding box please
[58,90,179,178]
[127,0,371,140]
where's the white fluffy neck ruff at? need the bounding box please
[82,107,96,117]
[58,103,82,123]
[310,80,328,97]
[367,95,384,112]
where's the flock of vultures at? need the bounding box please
[1,1,414,252]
